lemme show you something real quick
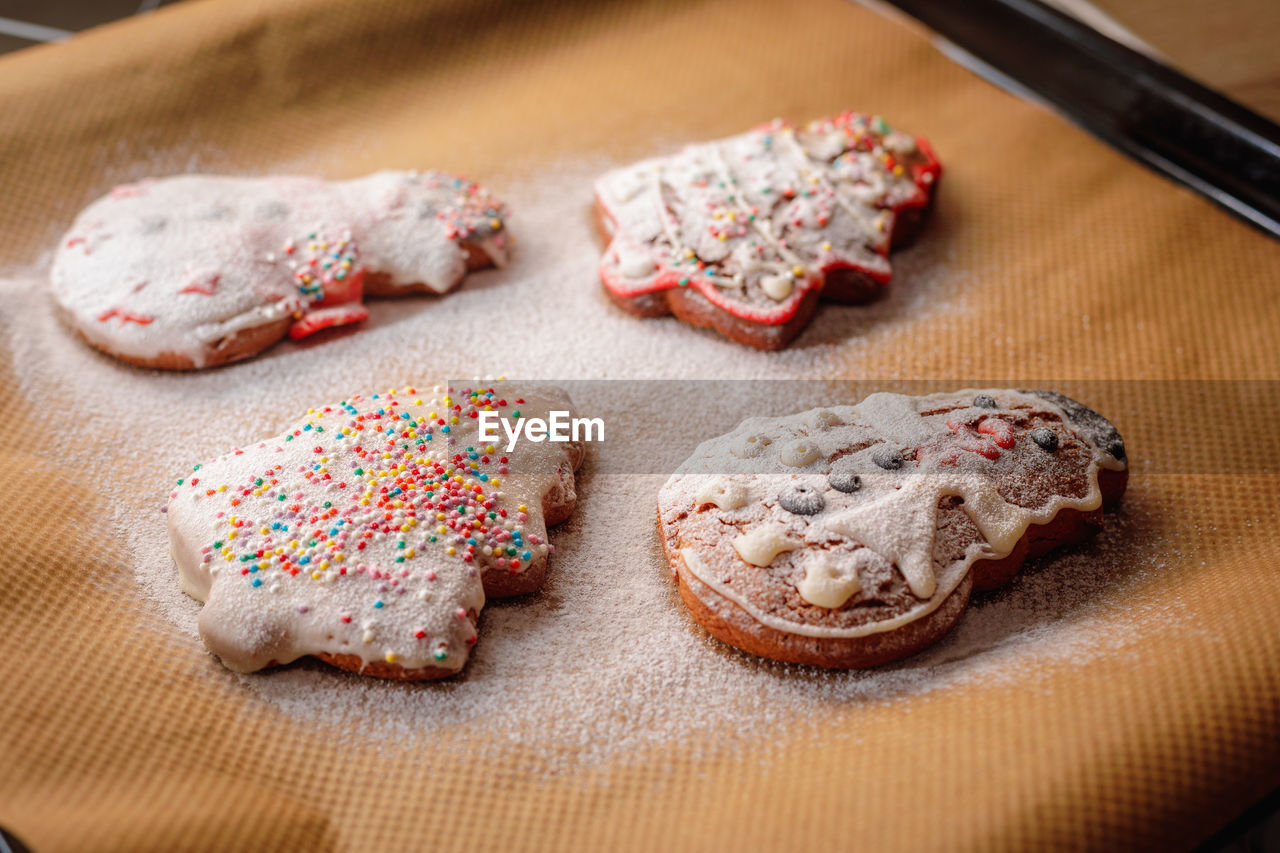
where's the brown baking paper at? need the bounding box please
[1,1,1278,851]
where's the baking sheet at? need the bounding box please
[0,0,1278,850]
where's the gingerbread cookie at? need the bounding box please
[166,384,584,679]
[52,171,508,369]
[595,113,941,350]
[658,390,1127,668]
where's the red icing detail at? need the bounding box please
[964,441,1001,461]
[944,419,1004,460]
[179,273,220,295]
[976,418,1016,449]
[110,183,147,198]
[97,308,154,325]
[288,304,370,339]
[314,264,365,308]
[906,136,943,206]
[287,266,370,339]
[596,216,821,326]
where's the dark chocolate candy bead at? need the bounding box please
[872,447,905,470]
[828,466,862,493]
[779,483,825,515]
[1022,390,1126,461]
[1030,427,1059,451]
[973,394,998,409]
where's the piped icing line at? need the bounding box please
[178,271,221,296]
[97,307,154,325]
[596,113,941,325]
[166,383,577,675]
[662,389,1126,640]
[52,171,509,367]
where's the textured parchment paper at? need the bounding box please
[0,1,1277,850]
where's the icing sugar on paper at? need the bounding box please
[0,161,1170,770]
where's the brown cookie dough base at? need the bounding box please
[970,466,1128,591]
[68,238,497,370]
[660,464,1128,669]
[63,307,294,371]
[605,279,826,351]
[312,607,482,680]
[594,194,932,350]
[674,549,975,669]
[361,240,494,297]
[315,654,462,681]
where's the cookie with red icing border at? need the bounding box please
[658,390,1127,668]
[166,383,584,679]
[595,113,941,350]
[51,171,508,369]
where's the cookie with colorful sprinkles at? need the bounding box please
[51,171,509,369]
[658,390,1127,668]
[595,112,941,349]
[166,384,584,679]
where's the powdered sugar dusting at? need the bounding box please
[0,163,1175,771]
[51,171,507,367]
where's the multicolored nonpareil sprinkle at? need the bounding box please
[192,387,539,590]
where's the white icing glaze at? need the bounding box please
[167,383,580,675]
[796,551,864,609]
[51,171,508,366]
[662,389,1127,639]
[615,244,657,279]
[732,523,800,567]
[805,409,842,430]
[821,469,1053,598]
[777,439,821,467]
[595,113,938,324]
[693,478,748,510]
[730,434,772,458]
[759,274,794,301]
